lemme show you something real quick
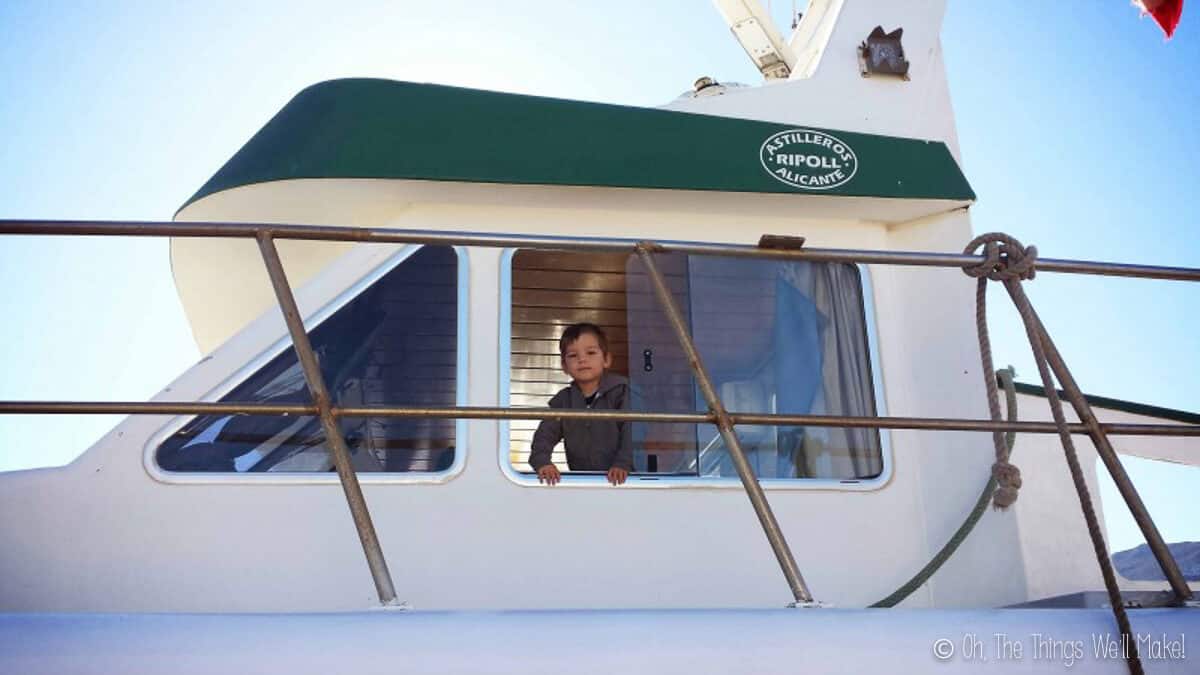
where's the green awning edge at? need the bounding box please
[1011,381,1200,426]
[180,78,976,213]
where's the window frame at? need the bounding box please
[145,244,470,485]
[497,246,893,491]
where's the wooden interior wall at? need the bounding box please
[509,250,630,470]
[509,250,703,473]
[622,253,704,473]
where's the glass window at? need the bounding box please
[508,248,882,481]
[157,245,459,473]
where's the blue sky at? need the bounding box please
[0,1,1196,553]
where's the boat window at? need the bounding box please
[156,245,459,474]
[506,248,883,481]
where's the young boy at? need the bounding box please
[529,323,633,486]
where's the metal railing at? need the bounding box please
[2,219,1197,607]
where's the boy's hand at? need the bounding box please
[607,467,628,486]
[537,464,561,486]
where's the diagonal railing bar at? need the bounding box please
[2,402,1199,438]
[256,232,399,607]
[3,219,1200,282]
[1026,310,1193,602]
[635,242,814,605]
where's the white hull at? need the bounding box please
[4,608,1195,674]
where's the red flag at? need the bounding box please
[1136,0,1184,38]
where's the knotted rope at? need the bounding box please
[961,233,1033,509]
[962,232,1143,675]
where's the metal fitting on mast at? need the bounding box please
[713,0,796,80]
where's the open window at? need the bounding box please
[504,247,885,484]
[156,245,461,475]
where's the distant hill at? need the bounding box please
[1111,541,1200,581]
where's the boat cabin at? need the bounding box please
[1,1,1196,624]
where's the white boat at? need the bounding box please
[1,1,1196,672]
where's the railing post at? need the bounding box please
[635,242,816,605]
[256,231,400,606]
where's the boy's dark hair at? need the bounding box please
[558,322,609,358]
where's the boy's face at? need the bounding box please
[561,332,611,387]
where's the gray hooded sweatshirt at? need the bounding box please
[529,372,633,472]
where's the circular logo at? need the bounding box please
[759,129,858,190]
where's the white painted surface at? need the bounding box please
[1010,392,1200,601]
[713,0,796,79]
[171,180,968,355]
[666,0,964,161]
[0,210,1057,613]
[1,608,1196,674]
[786,0,846,79]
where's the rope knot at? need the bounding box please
[991,461,1023,510]
[962,233,1038,282]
